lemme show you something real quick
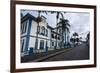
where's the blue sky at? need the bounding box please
[21,10,90,40]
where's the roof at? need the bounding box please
[47,25,60,35]
[21,13,36,23]
[47,25,54,30]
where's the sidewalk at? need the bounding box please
[21,48,72,62]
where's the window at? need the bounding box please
[51,33,54,38]
[21,39,25,52]
[40,40,44,49]
[21,21,27,34]
[58,29,61,33]
[52,41,54,46]
[46,29,48,36]
[21,24,23,33]
[55,35,57,39]
[58,36,60,40]
[41,26,45,35]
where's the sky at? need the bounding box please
[21,10,90,40]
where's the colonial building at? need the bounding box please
[21,13,67,57]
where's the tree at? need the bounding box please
[76,37,80,44]
[72,32,79,46]
[86,32,90,41]
[70,37,75,47]
[73,32,78,37]
[50,11,65,49]
[86,32,90,47]
[58,18,70,48]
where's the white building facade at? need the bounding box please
[21,13,65,57]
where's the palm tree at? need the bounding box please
[35,11,48,51]
[50,11,65,49]
[51,11,64,20]
[58,18,70,48]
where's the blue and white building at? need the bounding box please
[21,13,65,57]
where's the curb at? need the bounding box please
[32,48,72,62]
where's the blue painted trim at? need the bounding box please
[25,19,32,51]
[21,39,24,52]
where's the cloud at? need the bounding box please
[64,13,90,37]
[21,10,90,39]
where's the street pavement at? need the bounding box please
[42,43,89,62]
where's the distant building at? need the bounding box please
[21,13,65,57]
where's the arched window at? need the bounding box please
[46,29,48,36]
[41,26,45,35]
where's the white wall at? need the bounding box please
[0,0,100,73]
[30,20,37,36]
